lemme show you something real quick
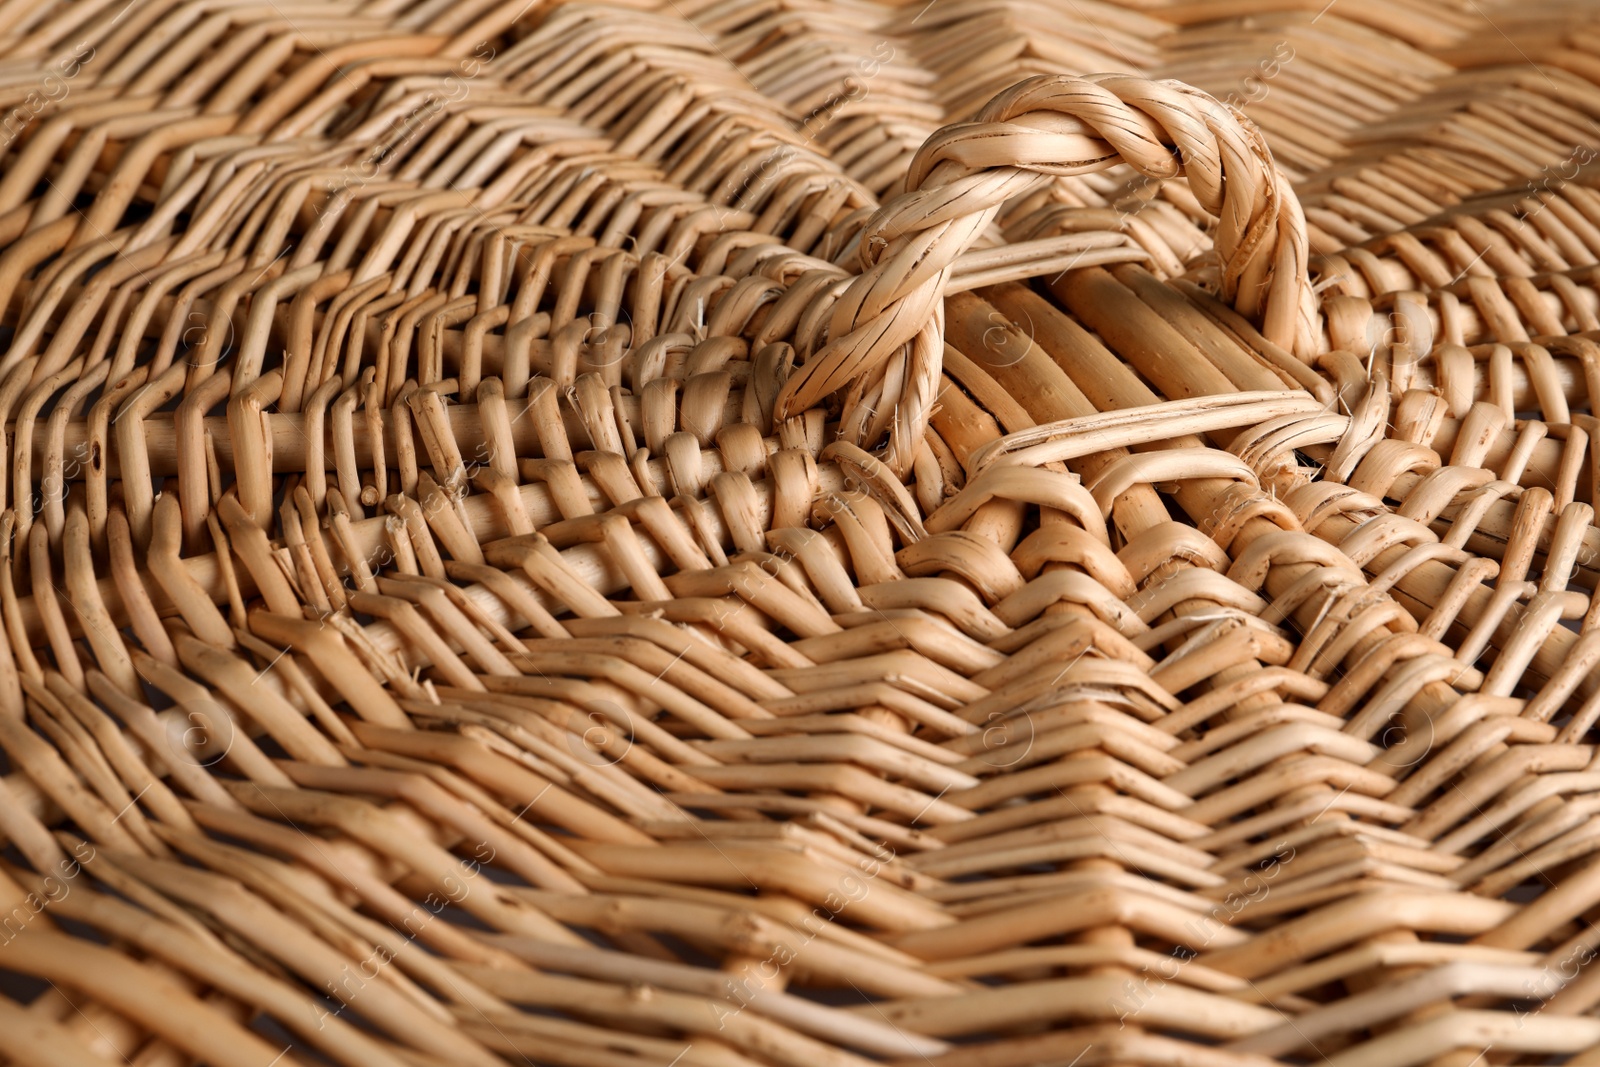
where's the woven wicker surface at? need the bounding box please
[3,0,1600,1064]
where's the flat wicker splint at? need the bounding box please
[6,0,1600,1064]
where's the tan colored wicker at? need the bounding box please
[3,0,1600,1064]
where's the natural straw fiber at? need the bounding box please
[4,0,1600,1065]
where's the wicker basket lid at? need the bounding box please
[2,0,1600,1064]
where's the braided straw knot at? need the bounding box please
[773,73,1320,476]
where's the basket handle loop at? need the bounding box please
[775,74,1317,474]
